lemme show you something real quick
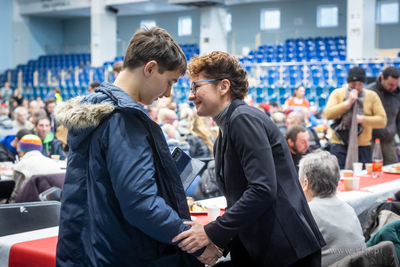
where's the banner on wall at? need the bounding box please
[19,0,90,15]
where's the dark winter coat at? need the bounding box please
[186,133,212,158]
[366,76,400,142]
[0,135,17,162]
[55,83,204,267]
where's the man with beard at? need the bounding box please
[366,67,400,165]
[286,125,310,173]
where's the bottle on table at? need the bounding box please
[372,138,383,178]
[385,197,393,211]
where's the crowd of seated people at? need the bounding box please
[0,61,399,267]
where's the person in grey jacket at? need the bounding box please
[1,82,13,104]
[366,67,400,165]
[299,150,366,267]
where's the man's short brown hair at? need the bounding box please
[112,61,123,74]
[187,51,249,100]
[285,125,307,143]
[35,115,50,127]
[123,27,187,75]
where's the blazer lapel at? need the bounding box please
[215,99,246,186]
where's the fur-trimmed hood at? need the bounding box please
[55,82,147,151]
[55,96,115,130]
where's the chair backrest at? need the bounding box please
[39,187,62,201]
[0,180,15,202]
[16,173,65,203]
[0,201,61,237]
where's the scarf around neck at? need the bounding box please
[344,88,365,170]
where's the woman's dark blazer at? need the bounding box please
[203,99,326,267]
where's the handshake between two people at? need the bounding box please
[172,221,223,266]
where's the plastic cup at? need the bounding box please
[207,206,221,222]
[51,155,60,162]
[353,162,363,174]
[3,161,12,170]
[343,177,360,190]
[365,163,373,174]
[342,170,353,177]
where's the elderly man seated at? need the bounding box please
[13,106,34,131]
[298,150,366,267]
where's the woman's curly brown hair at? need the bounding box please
[187,51,249,100]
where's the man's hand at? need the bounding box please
[345,89,359,109]
[172,221,211,253]
[357,114,363,124]
[197,243,223,266]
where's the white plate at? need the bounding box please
[383,167,400,174]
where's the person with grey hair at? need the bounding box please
[13,106,34,131]
[271,111,287,136]
[0,107,17,138]
[28,100,39,118]
[299,150,366,266]
[161,123,176,140]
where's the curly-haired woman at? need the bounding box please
[172,51,325,267]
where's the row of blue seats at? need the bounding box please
[251,36,346,63]
[37,53,91,62]
[255,44,346,55]
[173,87,330,108]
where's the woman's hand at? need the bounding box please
[172,221,211,253]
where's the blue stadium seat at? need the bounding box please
[316,86,324,96]
[318,94,328,108]
[267,87,275,96]
[256,94,266,103]
[268,94,278,102]
[279,87,287,96]
[328,86,336,95]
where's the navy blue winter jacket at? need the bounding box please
[55,83,204,266]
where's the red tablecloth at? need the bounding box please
[6,211,225,267]
[8,236,58,267]
[337,172,400,192]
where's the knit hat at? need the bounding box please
[19,134,43,152]
[347,66,366,83]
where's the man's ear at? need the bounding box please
[288,139,294,147]
[143,61,158,77]
[220,79,231,97]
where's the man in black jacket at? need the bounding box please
[0,129,31,162]
[366,67,400,165]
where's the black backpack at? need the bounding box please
[193,160,223,200]
[362,191,400,242]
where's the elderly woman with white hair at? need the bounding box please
[299,150,366,266]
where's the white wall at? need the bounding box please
[0,0,13,73]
